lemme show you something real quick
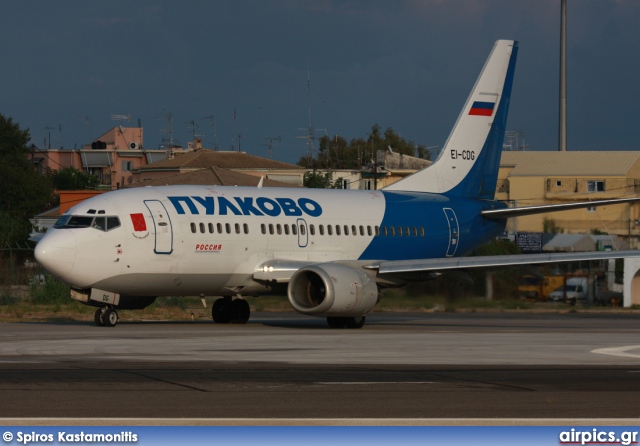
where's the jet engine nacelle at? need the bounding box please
[287,263,379,317]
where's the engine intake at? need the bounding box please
[288,263,378,317]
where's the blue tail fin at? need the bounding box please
[384,40,518,200]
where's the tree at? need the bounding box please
[49,167,100,190]
[303,170,341,189]
[0,115,54,243]
[297,124,430,169]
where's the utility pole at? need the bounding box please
[559,0,567,151]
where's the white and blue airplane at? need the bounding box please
[35,40,640,328]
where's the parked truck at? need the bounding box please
[548,277,589,305]
[517,275,565,301]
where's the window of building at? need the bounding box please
[587,180,605,192]
[587,206,596,213]
[342,179,349,190]
[556,180,562,187]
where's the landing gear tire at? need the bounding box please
[327,317,347,328]
[103,308,118,327]
[346,316,366,329]
[212,297,232,324]
[94,308,105,327]
[229,299,250,324]
[327,316,366,329]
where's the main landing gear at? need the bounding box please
[94,307,119,327]
[211,297,250,324]
[326,316,366,329]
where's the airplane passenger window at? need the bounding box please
[269,224,274,235]
[405,227,410,237]
[284,224,290,235]
[327,225,333,236]
[106,217,120,230]
[412,227,418,237]
[243,223,249,234]
[300,225,306,236]
[420,227,425,237]
[352,225,357,236]
[217,223,223,233]
[374,226,379,236]
[235,223,241,234]
[92,217,106,231]
[397,227,403,236]
[360,225,365,236]
[292,224,298,235]
[261,224,266,234]
[191,223,196,233]
[344,225,349,236]
[209,223,214,234]
[319,225,324,235]
[382,226,387,236]
[336,225,341,236]
[309,224,315,236]
[277,224,282,235]
[225,223,231,234]
[390,227,395,236]
[200,223,205,233]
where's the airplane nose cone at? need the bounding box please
[35,229,77,278]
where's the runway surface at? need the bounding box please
[1,312,640,421]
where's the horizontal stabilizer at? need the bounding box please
[482,197,640,220]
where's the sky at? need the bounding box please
[1,0,639,164]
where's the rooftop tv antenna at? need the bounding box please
[186,119,202,140]
[203,114,219,150]
[84,114,92,142]
[296,64,323,167]
[45,125,56,149]
[263,136,281,158]
[159,112,179,149]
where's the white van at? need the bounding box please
[548,277,588,305]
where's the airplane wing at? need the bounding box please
[482,197,640,220]
[363,250,640,275]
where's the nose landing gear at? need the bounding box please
[94,307,119,327]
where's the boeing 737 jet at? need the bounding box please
[34,40,640,328]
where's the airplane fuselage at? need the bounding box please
[37,185,507,297]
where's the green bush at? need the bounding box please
[30,276,70,304]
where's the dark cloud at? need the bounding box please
[1,0,638,162]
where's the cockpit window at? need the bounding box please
[106,217,120,230]
[54,215,121,231]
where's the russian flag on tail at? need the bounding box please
[469,101,495,116]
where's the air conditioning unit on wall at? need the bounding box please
[129,142,140,150]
